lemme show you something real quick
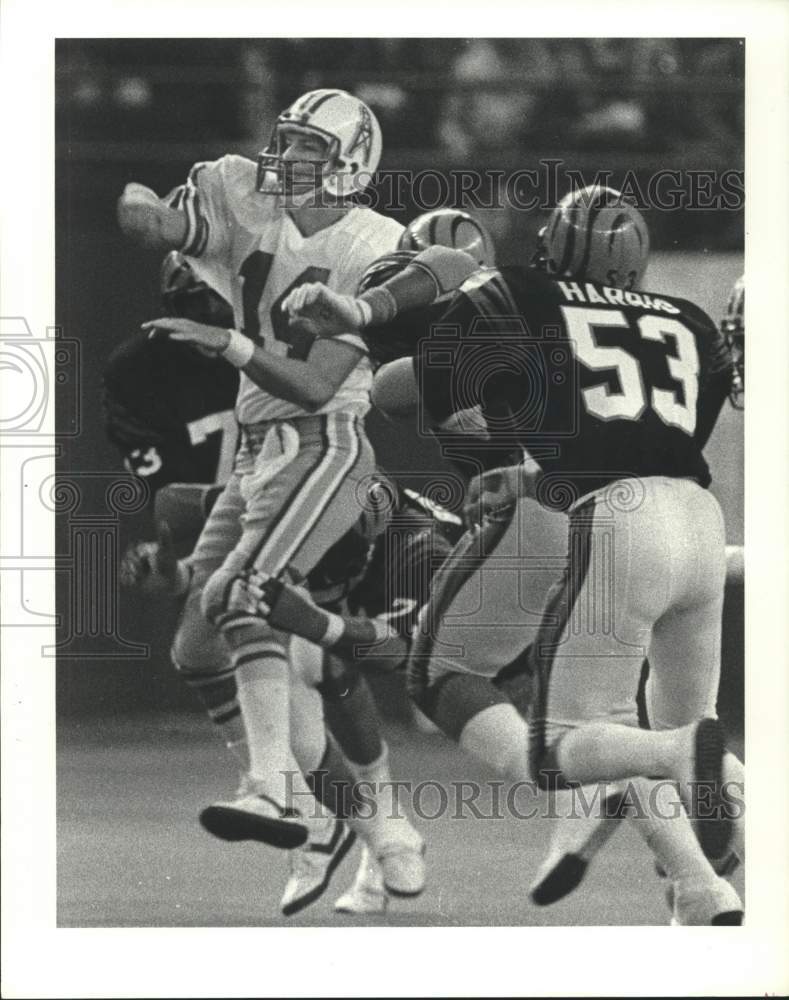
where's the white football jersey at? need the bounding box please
[171,155,404,423]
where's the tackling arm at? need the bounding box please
[243,573,411,670]
[281,246,481,335]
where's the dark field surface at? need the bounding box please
[57,714,744,928]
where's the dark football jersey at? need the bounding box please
[362,300,449,368]
[103,333,240,492]
[414,265,734,509]
[348,486,463,636]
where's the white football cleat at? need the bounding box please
[280,820,357,917]
[199,774,308,849]
[374,826,427,897]
[530,788,625,905]
[334,845,388,915]
[671,875,744,925]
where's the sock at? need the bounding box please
[623,776,717,887]
[228,628,323,818]
[459,703,529,780]
[181,668,249,769]
[554,721,690,784]
[321,662,384,767]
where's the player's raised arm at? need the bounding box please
[281,246,481,337]
[117,182,189,250]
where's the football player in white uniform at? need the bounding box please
[117,90,419,864]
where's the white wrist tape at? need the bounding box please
[222,330,255,368]
[355,297,373,328]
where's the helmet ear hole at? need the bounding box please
[257,90,382,202]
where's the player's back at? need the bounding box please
[103,332,240,490]
[428,265,734,509]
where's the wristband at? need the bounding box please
[355,297,373,328]
[222,329,255,368]
[358,286,398,326]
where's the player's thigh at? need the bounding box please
[189,474,245,578]
[540,489,668,734]
[230,413,376,580]
[411,507,542,683]
[646,598,724,728]
[643,480,726,728]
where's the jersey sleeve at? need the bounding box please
[165,157,233,261]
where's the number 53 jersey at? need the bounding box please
[168,154,404,423]
[417,265,735,510]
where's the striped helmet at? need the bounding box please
[257,89,382,202]
[536,185,649,290]
[721,274,744,408]
[357,250,416,295]
[159,252,234,327]
[398,209,495,266]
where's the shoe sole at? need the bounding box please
[282,829,358,917]
[711,910,743,925]
[199,805,308,849]
[335,898,389,915]
[530,791,626,906]
[693,718,732,861]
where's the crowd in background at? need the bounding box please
[57,38,743,161]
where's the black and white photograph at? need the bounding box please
[2,3,789,998]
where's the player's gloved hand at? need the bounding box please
[120,521,188,596]
[281,283,365,336]
[244,571,325,636]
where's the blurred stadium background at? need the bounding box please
[55,39,744,926]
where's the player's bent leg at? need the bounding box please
[279,678,358,917]
[318,654,384,768]
[288,641,408,909]
[624,777,743,925]
[171,585,248,767]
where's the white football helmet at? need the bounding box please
[257,89,382,204]
[398,209,495,267]
[533,185,650,290]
